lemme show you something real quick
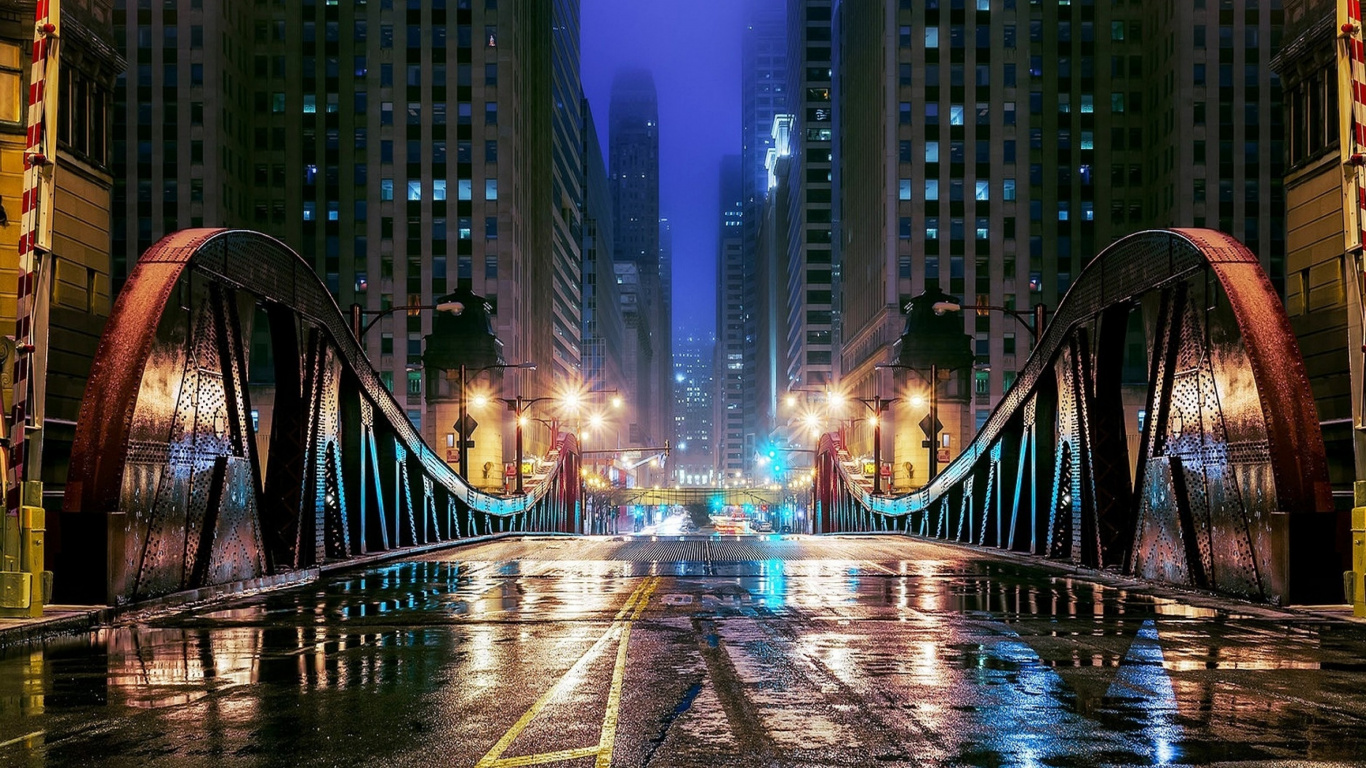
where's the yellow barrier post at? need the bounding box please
[1353,481,1366,618]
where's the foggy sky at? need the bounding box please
[581,0,746,339]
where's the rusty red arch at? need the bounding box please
[60,229,579,602]
[829,228,1334,603]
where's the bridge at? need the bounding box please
[49,227,1343,608]
[600,485,785,508]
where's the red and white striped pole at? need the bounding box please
[8,0,59,518]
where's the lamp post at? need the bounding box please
[350,300,466,340]
[877,363,942,482]
[852,395,898,495]
[457,362,534,480]
[504,394,568,495]
[931,301,1048,347]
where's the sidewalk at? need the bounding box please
[0,605,111,649]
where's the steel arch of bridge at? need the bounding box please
[58,229,581,605]
[815,229,1338,605]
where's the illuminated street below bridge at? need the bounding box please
[2,535,1365,767]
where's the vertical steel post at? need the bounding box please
[872,397,883,495]
[928,363,940,482]
[458,364,468,480]
[515,396,525,495]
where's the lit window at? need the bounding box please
[303,94,316,114]
[950,104,964,125]
[407,180,422,201]
[485,179,498,200]
[925,141,939,163]
[899,179,912,200]
[1003,178,1016,200]
[926,28,939,47]
[380,178,394,201]
[458,179,472,200]
[925,180,939,200]
[433,180,447,200]
[975,181,989,201]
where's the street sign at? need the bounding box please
[504,462,516,477]
[863,461,876,476]
[445,449,459,463]
[937,447,950,463]
[880,463,892,477]
[457,414,478,437]
[919,414,943,437]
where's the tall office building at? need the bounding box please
[830,0,1284,489]
[673,333,715,486]
[740,1,787,462]
[784,0,836,393]
[109,0,581,486]
[0,1,120,503]
[1273,0,1363,502]
[581,100,627,406]
[550,0,584,382]
[608,68,666,451]
[715,155,746,478]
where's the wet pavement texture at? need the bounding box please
[2,535,1365,767]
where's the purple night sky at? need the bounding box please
[580,0,747,338]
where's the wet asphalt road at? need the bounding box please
[2,534,1366,767]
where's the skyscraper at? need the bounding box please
[608,68,668,453]
[715,155,746,478]
[673,333,715,486]
[830,0,1284,489]
[784,0,836,392]
[109,0,582,483]
[740,0,787,476]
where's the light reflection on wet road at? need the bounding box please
[2,535,1365,766]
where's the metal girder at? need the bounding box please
[817,229,1338,605]
[58,229,581,605]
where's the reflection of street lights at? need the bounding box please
[457,362,535,480]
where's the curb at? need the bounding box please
[0,531,551,648]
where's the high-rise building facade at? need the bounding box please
[608,68,665,453]
[741,1,787,462]
[829,0,1284,490]
[1273,0,1363,503]
[715,155,746,479]
[673,333,715,486]
[784,0,836,392]
[550,0,584,382]
[1,1,121,502]
[109,0,580,484]
[581,100,627,406]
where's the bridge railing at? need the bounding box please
[815,229,1340,605]
[59,229,580,605]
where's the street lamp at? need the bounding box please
[931,300,1048,346]
[504,392,583,495]
[877,363,942,482]
[457,362,535,481]
[350,300,466,339]
[850,395,898,495]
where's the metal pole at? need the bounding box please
[458,363,468,480]
[929,363,939,482]
[515,396,525,495]
[350,304,363,341]
[1033,303,1047,347]
[872,398,882,495]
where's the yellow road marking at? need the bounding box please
[477,576,660,768]
[595,577,658,768]
[489,745,602,766]
[0,731,43,750]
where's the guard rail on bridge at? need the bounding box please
[814,229,1339,605]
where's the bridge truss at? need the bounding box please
[814,229,1339,605]
[58,229,581,604]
